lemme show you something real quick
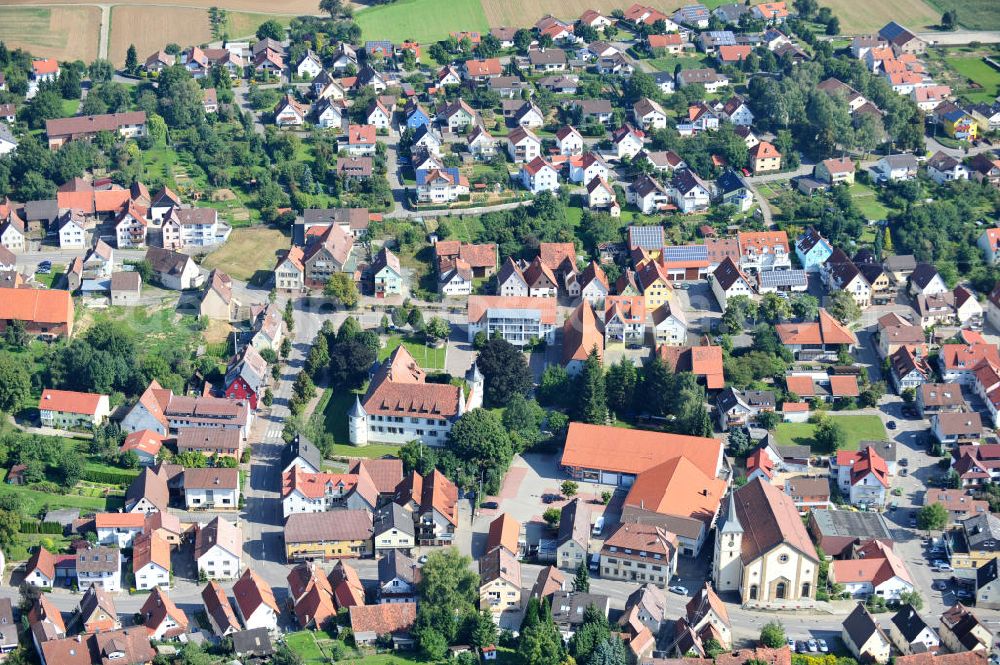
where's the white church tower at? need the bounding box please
[713,489,744,595]
[464,362,485,412]
[348,395,368,446]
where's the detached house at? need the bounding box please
[843,603,892,664]
[927,151,968,184]
[633,97,668,130]
[233,569,279,633]
[520,157,560,194]
[274,95,309,127]
[507,127,542,163]
[38,389,110,429]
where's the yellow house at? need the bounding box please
[750,141,782,174]
[284,511,374,562]
[950,515,1000,571]
[636,260,672,312]
[479,547,521,620]
[943,110,978,142]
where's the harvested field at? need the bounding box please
[4,0,320,12]
[0,6,100,62]
[109,6,211,66]
[824,0,939,34]
[200,226,289,283]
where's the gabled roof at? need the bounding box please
[712,256,751,291]
[233,568,279,621]
[349,602,417,635]
[202,580,240,635]
[194,516,242,559]
[843,603,889,653]
[775,309,857,346]
[140,587,187,638]
[891,604,934,643]
[732,477,817,564]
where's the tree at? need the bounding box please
[425,316,450,343]
[324,273,359,308]
[256,19,285,40]
[917,502,948,531]
[573,562,590,592]
[476,338,532,407]
[449,409,513,474]
[813,416,847,454]
[543,508,561,526]
[760,621,786,648]
[728,427,752,456]
[824,16,840,35]
[416,548,479,645]
[899,590,923,610]
[561,481,578,498]
[125,45,139,76]
[502,395,544,450]
[941,9,957,29]
[514,29,533,52]
[591,638,627,665]
[518,600,564,665]
[88,59,114,83]
[572,348,607,424]
[759,292,791,323]
[756,410,780,431]
[605,358,637,416]
[304,333,330,379]
[408,308,424,331]
[319,0,343,17]
[828,290,861,324]
[328,339,376,388]
[791,294,819,321]
[0,356,30,412]
[861,381,886,408]
[4,320,28,349]
[538,364,570,407]
[272,644,305,665]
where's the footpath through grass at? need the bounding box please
[774,414,887,451]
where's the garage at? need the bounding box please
[600,471,619,485]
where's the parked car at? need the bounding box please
[796,642,809,654]
[887,421,897,430]
[817,640,829,653]
[900,458,909,466]
[668,585,688,595]
[481,501,498,510]
[807,640,818,653]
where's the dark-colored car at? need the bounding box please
[887,421,897,430]
[481,501,498,510]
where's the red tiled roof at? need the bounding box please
[39,389,106,415]
[349,602,416,634]
[562,423,721,478]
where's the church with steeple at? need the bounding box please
[712,478,819,605]
[348,345,483,447]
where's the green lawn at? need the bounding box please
[0,481,118,516]
[925,0,1000,30]
[848,183,891,221]
[355,0,489,44]
[946,56,1000,103]
[774,415,887,451]
[285,631,328,665]
[648,54,710,72]
[61,99,79,116]
[380,334,446,370]
[34,264,64,289]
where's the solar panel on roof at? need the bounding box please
[759,269,807,288]
[628,226,664,250]
[661,245,709,262]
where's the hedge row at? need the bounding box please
[20,521,64,534]
[82,468,139,486]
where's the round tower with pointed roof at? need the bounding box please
[464,361,484,412]
[713,489,744,595]
[348,395,368,446]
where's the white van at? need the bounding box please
[592,516,605,537]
